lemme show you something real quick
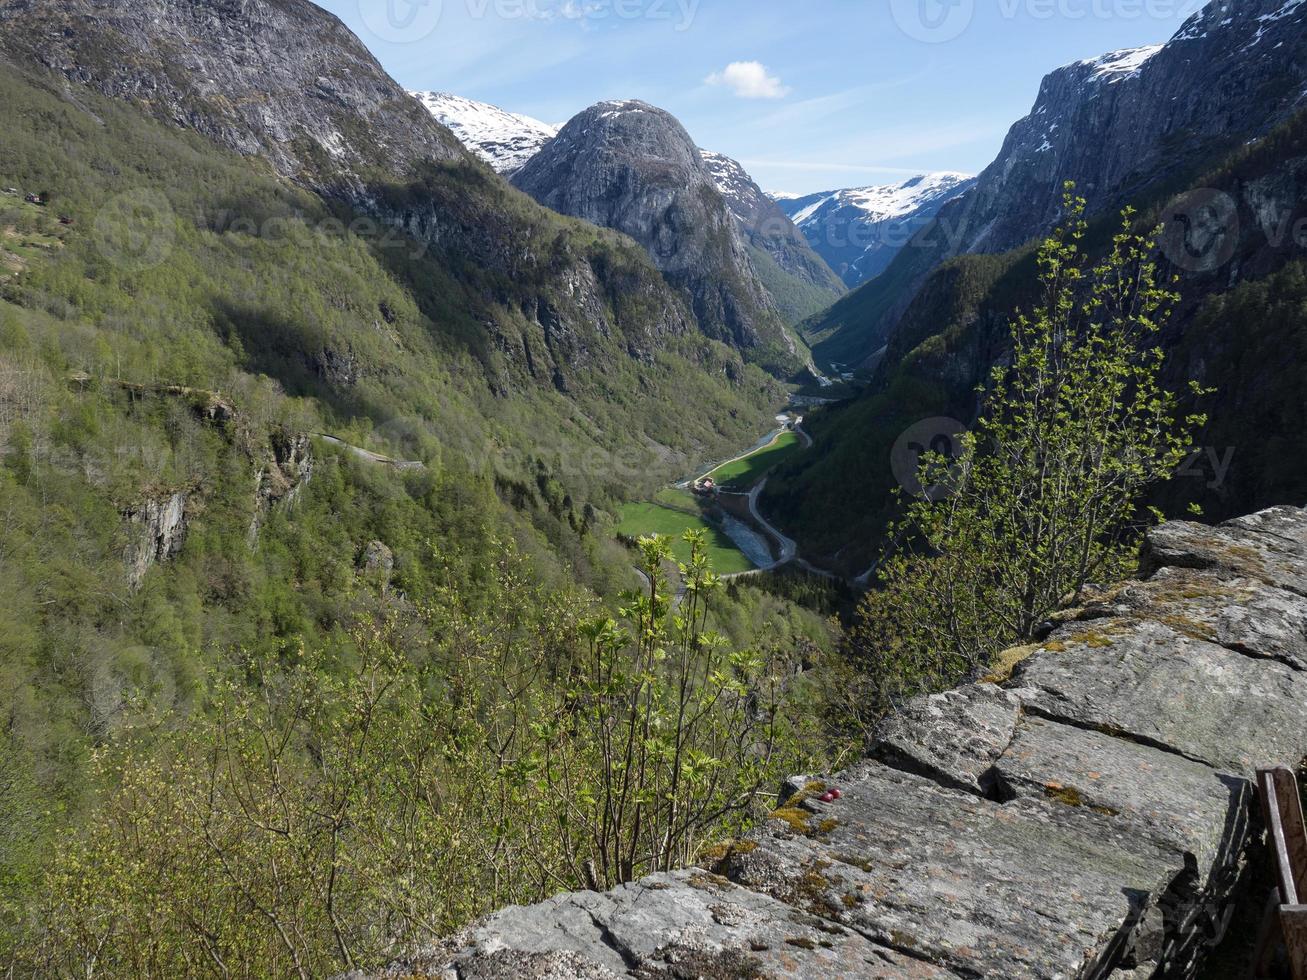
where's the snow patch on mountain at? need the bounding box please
[779,173,974,229]
[411,91,558,174]
[1079,44,1165,82]
[699,150,760,213]
[773,173,975,287]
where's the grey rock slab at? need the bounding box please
[1222,506,1307,554]
[1012,618,1307,774]
[1142,509,1307,598]
[1064,567,1307,670]
[722,763,1184,979]
[381,871,962,979]
[871,682,1025,796]
[994,714,1252,885]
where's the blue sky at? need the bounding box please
[320,0,1207,195]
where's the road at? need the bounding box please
[676,416,806,489]
[316,434,424,471]
[745,478,795,569]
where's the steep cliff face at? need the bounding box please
[512,101,803,370]
[357,506,1307,979]
[249,430,313,543]
[122,492,189,589]
[806,0,1307,371]
[0,0,721,398]
[771,96,1307,574]
[950,0,1307,257]
[699,150,846,322]
[0,0,464,188]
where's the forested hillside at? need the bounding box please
[767,108,1307,574]
[0,16,844,970]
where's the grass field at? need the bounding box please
[1,197,66,276]
[616,501,755,574]
[707,431,803,489]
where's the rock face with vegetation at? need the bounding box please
[0,0,787,407]
[770,2,1307,573]
[698,150,847,324]
[0,5,833,964]
[512,101,810,371]
[122,491,189,589]
[948,0,1307,258]
[366,506,1307,978]
[799,0,1307,372]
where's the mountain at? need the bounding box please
[512,100,816,372]
[776,173,974,289]
[0,4,844,963]
[408,93,844,332]
[699,150,847,325]
[764,0,1307,573]
[0,0,796,646]
[0,0,801,408]
[950,1,1307,259]
[802,0,1307,372]
[410,91,557,175]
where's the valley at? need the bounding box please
[0,0,1305,975]
[617,409,811,575]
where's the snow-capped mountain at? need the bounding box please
[775,173,974,288]
[411,91,557,174]
[697,150,846,312]
[511,99,812,364]
[944,0,1307,257]
[699,151,761,219]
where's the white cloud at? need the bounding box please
[704,61,789,100]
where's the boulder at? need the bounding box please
[365,871,962,979]
[870,682,1024,796]
[1012,618,1307,774]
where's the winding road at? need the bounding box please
[316,434,425,471]
[745,478,795,569]
[715,422,843,582]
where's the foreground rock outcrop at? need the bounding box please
[357,506,1307,978]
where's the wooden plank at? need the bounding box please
[1270,767,1307,903]
[1282,906,1307,980]
[1261,769,1301,905]
[1256,769,1307,980]
[1253,890,1283,980]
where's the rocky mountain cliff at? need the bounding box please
[411,90,558,175]
[355,506,1307,979]
[0,0,462,188]
[805,0,1307,370]
[952,0,1307,258]
[777,173,974,288]
[698,150,846,320]
[767,64,1307,574]
[0,0,788,401]
[511,100,818,371]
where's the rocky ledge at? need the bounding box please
[357,506,1307,979]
